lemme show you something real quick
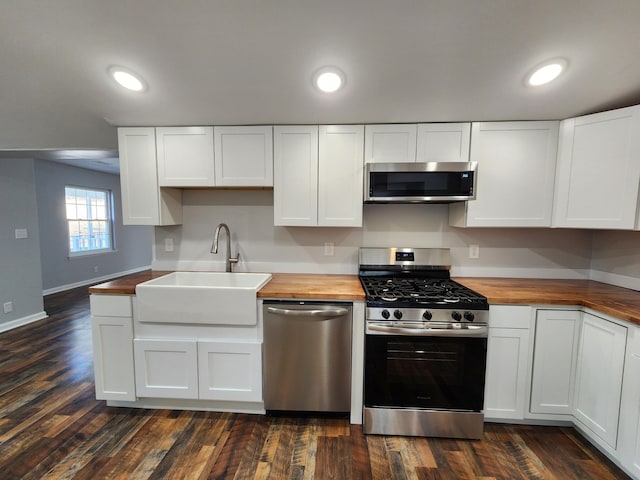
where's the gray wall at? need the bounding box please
[590,230,640,288]
[34,160,153,292]
[0,159,45,326]
[153,190,594,279]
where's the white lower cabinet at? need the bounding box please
[198,340,262,402]
[573,312,627,448]
[530,309,581,415]
[133,338,262,403]
[618,325,640,477]
[134,338,199,399]
[484,305,532,420]
[91,295,136,402]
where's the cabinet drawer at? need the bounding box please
[90,294,132,317]
[489,305,531,329]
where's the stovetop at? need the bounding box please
[358,247,489,311]
[360,275,489,310]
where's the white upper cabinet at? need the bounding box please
[274,125,364,227]
[553,105,640,229]
[214,126,273,186]
[156,126,215,187]
[449,121,559,227]
[273,126,319,226]
[117,127,182,226]
[364,124,417,163]
[416,123,471,162]
[318,125,364,227]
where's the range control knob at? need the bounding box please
[394,309,403,320]
[381,309,390,320]
[422,311,433,321]
[451,311,462,321]
[464,311,475,322]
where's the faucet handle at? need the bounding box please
[230,251,240,264]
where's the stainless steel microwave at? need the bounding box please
[364,161,477,203]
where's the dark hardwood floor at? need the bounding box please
[0,286,632,479]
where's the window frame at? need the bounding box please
[65,185,115,258]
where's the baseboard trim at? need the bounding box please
[42,265,152,296]
[0,311,48,333]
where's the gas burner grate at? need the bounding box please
[360,276,488,308]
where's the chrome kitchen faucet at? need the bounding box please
[211,223,240,272]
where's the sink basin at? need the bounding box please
[136,272,272,325]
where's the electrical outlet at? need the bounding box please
[164,238,174,252]
[469,244,480,259]
[3,301,13,314]
[324,242,334,256]
[94,266,99,273]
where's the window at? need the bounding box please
[65,186,114,256]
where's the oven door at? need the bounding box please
[364,331,487,412]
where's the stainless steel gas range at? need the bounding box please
[359,247,489,439]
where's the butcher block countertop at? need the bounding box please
[257,274,365,300]
[88,271,640,326]
[455,277,640,326]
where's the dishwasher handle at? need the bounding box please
[266,306,349,319]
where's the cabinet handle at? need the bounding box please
[266,306,349,319]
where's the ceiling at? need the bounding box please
[2,0,640,172]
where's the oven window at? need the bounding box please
[364,335,487,411]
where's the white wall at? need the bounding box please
[34,160,153,293]
[0,159,45,328]
[153,190,594,279]
[590,230,640,290]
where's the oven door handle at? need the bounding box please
[367,324,488,337]
[266,306,350,318]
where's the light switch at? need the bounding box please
[15,228,28,239]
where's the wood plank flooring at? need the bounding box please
[0,286,632,479]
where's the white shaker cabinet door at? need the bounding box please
[553,105,640,229]
[530,309,581,415]
[92,315,136,402]
[364,124,417,163]
[214,126,273,186]
[156,126,215,187]
[451,121,558,227]
[198,340,262,402]
[416,123,470,163]
[573,312,627,448]
[118,127,182,226]
[318,125,364,227]
[134,338,199,399]
[618,326,640,477]
[484,326,531,420]
[273,125,319,226]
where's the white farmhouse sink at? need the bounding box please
[136,272,272,325]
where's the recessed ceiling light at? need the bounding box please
[108,66,147,92]
[313,66,346,93]
[526,59,568,87]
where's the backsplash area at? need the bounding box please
[153,190,596,280]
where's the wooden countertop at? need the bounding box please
[257,273,365,301]
[88,271,365,301]
[454,277,640,326]
[88,270,172,295]
[88,271,640,326]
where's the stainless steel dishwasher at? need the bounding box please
[263,300,352,412]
